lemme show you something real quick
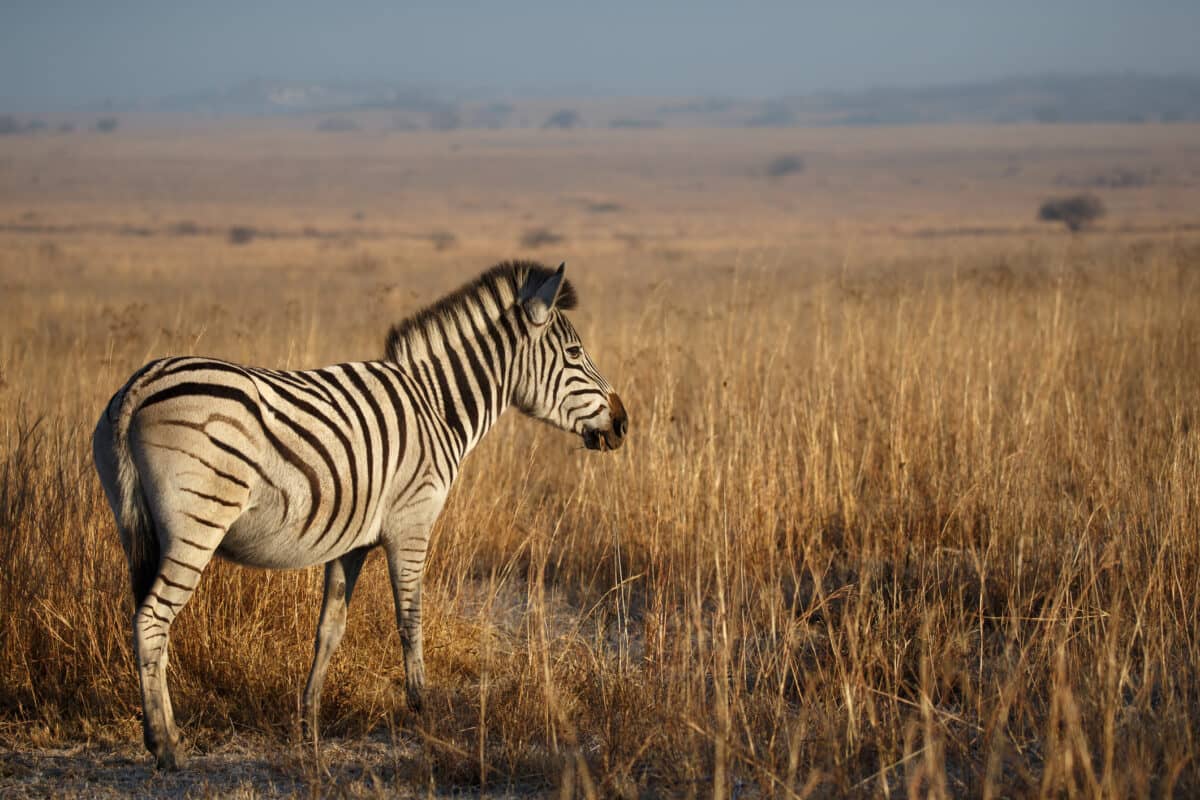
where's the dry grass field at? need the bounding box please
[2,122,1200,797]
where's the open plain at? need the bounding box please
[2,120,1200,797]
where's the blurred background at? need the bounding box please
[2,1,1199,269]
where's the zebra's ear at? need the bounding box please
[521,263,566,326]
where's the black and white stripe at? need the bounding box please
[92,261,628,769]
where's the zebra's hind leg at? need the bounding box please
[133,531,221,770]
[301,546,370,742]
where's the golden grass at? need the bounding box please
[2,126,1200,796]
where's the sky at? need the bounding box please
[2,1,1199,107]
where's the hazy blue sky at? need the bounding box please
[3,1,1199,106]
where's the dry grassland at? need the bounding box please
[1,124,1200,797]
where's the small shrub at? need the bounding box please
[93,117,119,133]
[0,115,82,135]
[542,109,581,130]
[168,220,202,236]
[428,230,458,251]
[228,226,257,245]
[520,227,565,248]
[316,117,359,133]
[1038,194,1105,232]
[585,201,623,213]
[57,122,75,133]
[765,154,805,179]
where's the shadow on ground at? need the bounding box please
[0,737,540,799]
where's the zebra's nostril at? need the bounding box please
[615,416,628,438]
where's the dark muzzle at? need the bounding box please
[583,392,628,451]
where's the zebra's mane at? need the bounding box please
[384,260,577,363]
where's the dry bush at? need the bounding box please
[519,227,565,249]
[543,110,582,130]
[1038,194,1105,232]
[1,237,1200,797]
[168,220,202,236]
[0,117,49,135]
[228,225,257,245]
[427,229,458,251]
[766,154,806,179]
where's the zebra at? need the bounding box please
[92,261,628,769]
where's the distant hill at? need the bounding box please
[68,73,1200,128]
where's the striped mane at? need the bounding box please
[384,260,577,363]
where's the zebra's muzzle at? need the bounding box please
[582,393,627,451]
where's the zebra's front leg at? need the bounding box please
[384,535,430,712]
[301,546,369,741]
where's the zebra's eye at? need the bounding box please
[565,345,583,359]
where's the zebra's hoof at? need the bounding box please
[301,716,319,744]
[155,749,185,771]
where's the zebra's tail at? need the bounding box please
[94,386,160,608]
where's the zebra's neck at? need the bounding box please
[386,304,529,456]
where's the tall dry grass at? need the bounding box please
[2,234,1199,796]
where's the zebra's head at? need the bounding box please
[513,264,628,452]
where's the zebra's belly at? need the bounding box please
[217,501,378,570]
